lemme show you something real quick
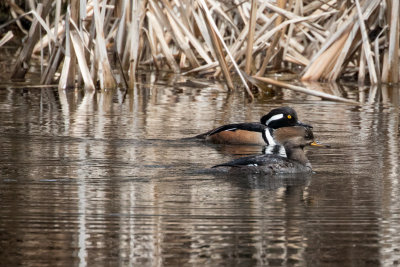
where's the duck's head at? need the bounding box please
[260,107,312,129]
[273,126,321,165]
[274,126,316,148]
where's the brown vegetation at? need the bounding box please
[1,0,399,101]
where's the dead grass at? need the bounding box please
[2,0,399,101]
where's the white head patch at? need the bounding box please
[265,113,284,126]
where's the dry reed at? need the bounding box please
[2,0,399,100]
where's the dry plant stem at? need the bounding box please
[263,1,326,37]
[40,44,56,84]
[302,28,351,81]
[11,0,52,80]
[0,31,14,47]
[59,7,72,90]
[142,29,161,70]
[128,0,142,87]
[257,0,286,77]
[10,0,400,91]
[31,10,58,41]
[166,12,200,67]
[251,76,359,104]
[176,0,192,32]
[282,0,299,61]
[146,11,180,72]
[66,0,79,88]
[192,10,216,63]
[256,33,279,76]
[358,43,366,84]
[254,11,335,50]
[54,0,61,40]
[115,0,127,57]
[245,0,257,74]
[272,0,289,68]
[116,52,129,89]
[7,0,32,20]
[8,0,29,34]
[181,62,219,75]
[40,35,65,84]
[302,0,381,81]
[230,23,249,59]
[199,0,252,99]
[328,22,359,81]
[93,0,116,90]
[201,6,234,90]
[157,0,200,67]
[0,11,31,33]
[70,30,95,91]
[373,28,386,80]
[354,0,377,84]
[387,0,399,83]
[301,16,356,76]
[173,10,214,65]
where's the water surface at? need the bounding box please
[0,75,400,266]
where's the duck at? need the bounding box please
[195,107,312,145]
[211,126,322,174]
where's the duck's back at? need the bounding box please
[213,154,312,174]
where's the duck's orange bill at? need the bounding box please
[311,141,330,147]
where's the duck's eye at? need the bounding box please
[287,115,292,119]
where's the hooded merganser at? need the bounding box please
[212,126,321,174]
[195,107,312,145]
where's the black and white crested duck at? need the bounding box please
[196,107,312,145]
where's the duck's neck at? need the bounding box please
[285,146,309,165]
[263,128,276,145]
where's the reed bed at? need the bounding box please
[2,0,400,101]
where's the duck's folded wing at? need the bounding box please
[207,122,264,136]
[195,122,264,139]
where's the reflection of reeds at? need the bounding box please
[4,0,400,95]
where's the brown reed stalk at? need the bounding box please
[0,31,13,47]
[386,0,399,83]
[65,0,78,89]
[256,0,287,76]
[70,30,95,90]
[199,3,234,90]
[146,11,180,72]
[354,0,377,84]
[11,0,52,80]
[250,75,359,104]
[244,0,257,74]
[3,0,399,96]
[128,0,146,87]
[92,0,116,90]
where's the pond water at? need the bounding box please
[0,73,400,266]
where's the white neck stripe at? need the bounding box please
[265,113,284,125]
[265,129,276,145]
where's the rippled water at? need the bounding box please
[0,74,400,266]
